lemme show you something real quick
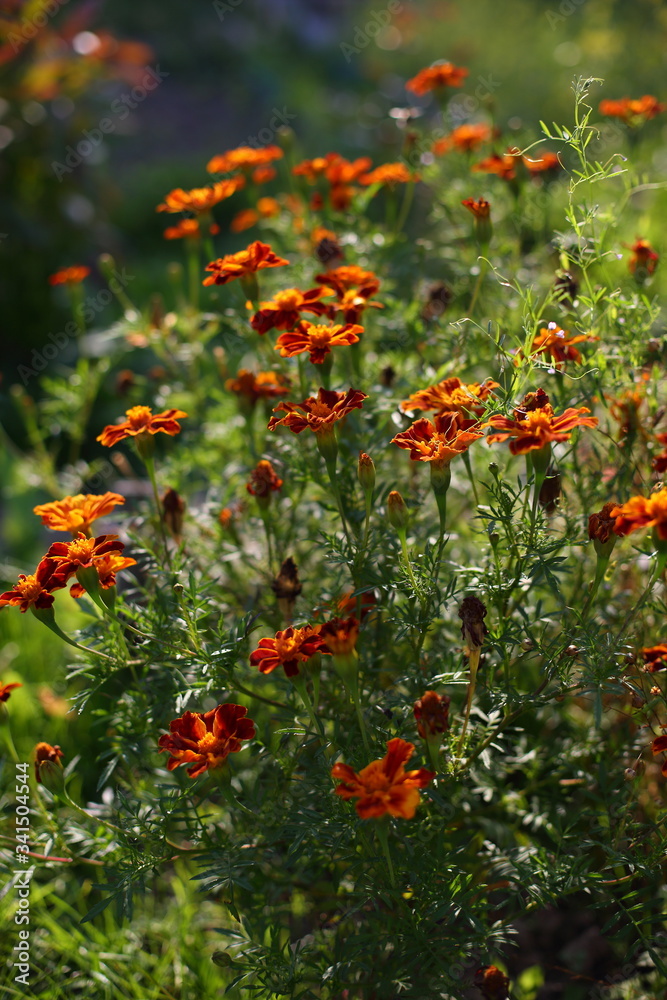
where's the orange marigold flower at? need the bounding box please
[156,178,245,214]
[246,459,283,498]
[652,733,667,776]
[315,265,382,324]
[257,196,280,217]
[522,151,561,174]
[642,645,667,673]
[474,965,511,1000]
[69,552,137,598]
[49,266,90,286]
[405,62,468,96]
[599,95,665,124]
[45,533,126,582]
[332,737,435,820]
[225,369,290,405]
[230,208,259,233]
[588,502,621,544]
[472,150,518,180]
[206,144,283,174]
[0,558,67,613]
[0,680,22,702]
[96,405,188,448]
[34,742,64,784]
[268,387,368,436]
[525,322,597,368]
[413,690,450,738]
[203,240,289,287]
[652,432,667,473]
[250,287,333,335]
[461,197,490,219]
[482,393,597,455]
[612,487,667,541]
[359,163,418,186]
[252,165,277,184]
[164,218,220,240]
[432,123,495,155]
[158,703,255,778]
[275,320,363,364]
[292,153,338,182]
[627,238,659,277]
[609,387,646,441]
[400,376,499,417]
[318,616,359,656]
[33,492,125,536]
[392,412,483,466]
[336,589,377,620]
[249,626,325,678]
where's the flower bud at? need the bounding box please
[34,742,65,789]
[162,488,186,540]
[474,965,510,1000]
[246,460,283,509]
[588,501,620,559]
[358,452,376,494]
[387,490,409,532]
[413,691,450,739]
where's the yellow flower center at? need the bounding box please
[306,326,333,349]
[359,761,391,792]
[16,575,42,601]
[275,634,300,661]
[126,406,153,430]
[310,401,333,419]
[274,289,302,310]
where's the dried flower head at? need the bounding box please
[458,595,488,651]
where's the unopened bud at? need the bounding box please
[387,490,409,532]
[624,768,636,781]
[358,452,376,493]
[34,742,65,789]
[564,645,579,657]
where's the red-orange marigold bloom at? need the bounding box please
[164,218,220,240]
[599,95,665,124]
[156,178,245,214]
[225,369,290,404]
[400,377,499,417]
[474,965,511,1000]
[33,492,126,536]
[315,265,382,324]
[34,742,64,784]
[482,396,597,455]
[0,680,22,702]
[359,163,418,186]
[526,323,597,368]
[462,197,490,219]
[69,553,137,598]
[292,153,339,182]
[627,238,659,276]
[588,502,621,544]
[652,733,667,776]
[318,616,359,656]
[268,387,368,435]
[257,196,280,217]
[405,62,468,96]
[45,533,126,582]
[250,287,333,335]
[612,488,667,541]
[203,240,289,286]
[392,412,483,465]
[433,123,495,155]
[230,208,259,233]
[642,645,667,673]
[336,589,377,620]
[652,433,667,473]
[472,151,518,180]
[332,737,435,820]
[413,691,450,738]
[522,151,561,173]
[49,266,90,286]
[246,459,283,498]
[158,703,255,778]
[206,144,283,174]
[249,626,325,678]
[253,166,277,184]
[0,558,67,613]
[275,321,363,364]
[96,405,188,448]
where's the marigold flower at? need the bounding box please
[69,553,137,598]
[230,208,259,233]
[588,502,621,545]
[252,166,277,184]
[250,287,333,335]
[482,393,597,455]
[332,737,435,820]
[612,487,667,541]
[225,369,290,405]
[405,62,468,95]
[337,589,377,620]
[599,95,665,124]
[203,240,289,286]
[627,238,659,277]
[472,151,518,180]
[246,459,283,498]
[400,377,498,417]
[158,703,255,778]
[206,144,283,174]
[522,151,561,174]
[359,163,418,186]
[642,646,667,673]
[33,492,126,536]
[652,733,667,776]
[524,322,597,368]
[268,387,368,436]
[156,178,244,214]
[474,965,510,1000]
[249,626,325,678]
[391,412,483,466]
[652,432,667,473]
[387,490,409,532]
[96,405,188,448]
[49,266,90,286]
[163,218,220,240]
[0,559,67,613]
[257,196,280,217]
[292,153,372,210]
[414,691,450,738]
[0,680,22,702]
[45,533,126,583]
[318,616,359,656]
[275,321,363,364]
[432,123,494,154]
[34,742,64,784]
[462,198,490,219]
[315,265,382,324]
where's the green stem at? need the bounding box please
[375,820,396,888]
[394,179,415,236]
[143,454,172,568]
[456,648,480,757]
[468,259,487,316]
[462,450,480,506]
